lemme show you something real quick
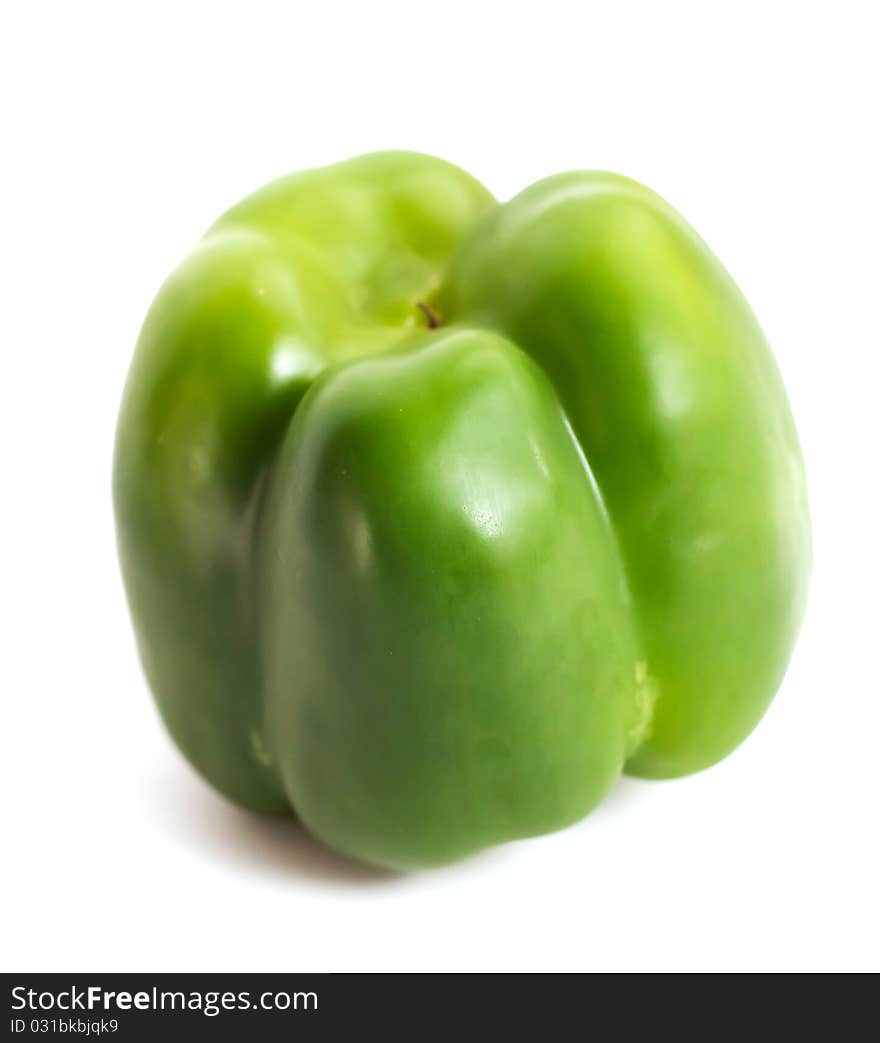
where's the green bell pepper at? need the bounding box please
[114,152,810,869]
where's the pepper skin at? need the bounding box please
[114,152,811,869]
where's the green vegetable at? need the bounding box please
[114,152,810,869]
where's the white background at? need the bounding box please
[3,1,878,972]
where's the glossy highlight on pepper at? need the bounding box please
[114,152,811,869]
